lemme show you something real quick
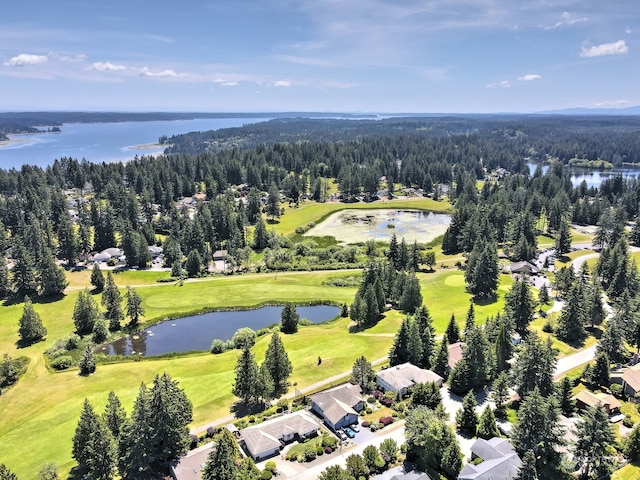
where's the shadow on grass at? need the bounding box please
[3,292,65,307]
[472,295,498,307]
[348,315,383,333]
[230,400,269,418]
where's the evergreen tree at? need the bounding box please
[512,333,557,399]
[462,325,492,390]
[586,275,605,327]
[456,391,479,436]
[185,249,202,277]
[415,305,435,368]
[202,429,240,480]
[505,279,536,334]
[598,313,626,362]
[399,270,422,314]
[588,351,610,388]
[538,284,550,305]
[432,338,449,378]
[103,390,127,439]
[252,215,268,250]
[557,282,587,343]
[125,287,144,327]
[280,302,299,334]
[233,347,261,404]
[38,249,68,297]
[624,422,640,462]
[0,255,10,299]
[102,272,124,331]
[464,302,475,335]
[407,317,423,365]
[441,440,463,478]
[90,263,105,292]
[514,450,538,480]
[449,357,472,395]
[445,313,460,344]
[18,295,47,345]
[0,464,17,480]
[72,399,116,479]
[574,406,616,480]
[92,319,108,343]
[406,406,461,473]
[73,288,100,335]
[555,218,572,255]
[389,317,413,366]
[266,183,280,221]
[494,323,512,373]
[12,239,38,297]
[387,233,399,268]
[262,333,292,394]
[465,240,499,298]
[558,376,575,416]
[119,384,155,479]
[491,372,510,416]
[477,406,499,439]
[79,346,96,375]
[351,356,375,392]
[57,214,79,267]
[512,388,564,470]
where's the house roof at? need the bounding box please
[509,261,539,274]
[212,249,228,258]
[377,363,443,391]
[101,247,124,257]
[623,364,640,392]
[170,441,213,480]
[574,390,621,411]
[459,438,521,480]
[448,342,465,370]
[240,411,320,458]
[311,383,364,425]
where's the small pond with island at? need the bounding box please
[97,304,341,357]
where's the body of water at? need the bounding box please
[0,117,270,169]
[98,304,340,356]
[527,162,640,188]
[304,209,451,244]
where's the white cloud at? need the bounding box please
[139,67,184,78]
[50,53,86,63]
[580,40,628,58]
[4,53,48,67]
[90,62,127,72]
[518,74,541,81]
[274,79,291,87]
[214,79,239,86]
[626,27,633,35]
[487,80,511,88]
[594,99,631,108]
[542,11,588,30]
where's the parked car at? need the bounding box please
[351,424,360,433]
[337,430,347,441]
[344,427,356,438]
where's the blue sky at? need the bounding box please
[1,0,638,113]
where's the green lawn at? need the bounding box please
[612,463,640,480]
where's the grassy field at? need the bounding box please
[613,464,640,480]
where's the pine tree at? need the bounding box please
[555,218,572,255]
[119,384,154,479]
[512,333,557,399]
[557,282,587,343]
[464,302,475,335]
[415,305,435,368]
[72,399,116,479]
[586,275,605,327]
[92,319,108,343]
[445,313,460,344]
[588,351,610,388]
[18,295,47,344]
[538,284,550,305]
[491,372,510,416]
[389,317,412,366]
[125,287,144,327]
[202,429,240,480]
[624,422,640,462]
[0,255,10,299]
[463,325,492,390]
[90,263,105,292]
[432,338,449,378]
[12,239,38,297]
[399,270,422,314]
[505,279,536,334]
[38,249,68,297]
[79,346,96,375]
[441,440,463,478]
[410,381,443,410]
[515,450,538,480]
[185,249,202,277]
[252,215,268,250]
[73,288,100,335]
[477,406,499,439]
[558,376,575,416]
[233,347,260,404]
[449,357,472,395]
[456,391,478,436]
[465,240,499,298]
[263,333,292,394]
[407,318,423,365]
[103,390,127,439]
[280,302,299,334]
[102,272,123,331]
[574,406,616,480]
[351,356,375,392]
[494,323,512,373]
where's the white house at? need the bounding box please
[458,437,522,480]
[376,362,444,396]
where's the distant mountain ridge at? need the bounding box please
[538,105,640,115]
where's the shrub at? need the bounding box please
[373,390,383,400]
[65,334,81,350]
[261,470,273,480]
[189,434,199,449]
[362,421,370,428]
[542,320,555,333]
[322,434,338,449]
[365,407,373,414]
[324,446,333,454]
[623,416,634,428]
[50,355,74,370]
[264,461,277,472]
[367,396,376,404]
[316,445,324,456]
[370,422,382,432]
[611,383,623,398]
[304,444,316,462]
[210,338,227,354]
[380,416,394,426]
[206,427,216,437]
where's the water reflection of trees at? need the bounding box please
[109,331,147,356]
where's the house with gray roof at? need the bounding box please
[310,383,365,430]
[239,410,320,461]
[458,437,522,480]
[376,362,443,396]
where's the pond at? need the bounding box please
[97,304,340,356]
[303,209,451,244]
[527,162,640,188]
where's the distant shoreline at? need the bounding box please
[128,142,167,151]
[0,134,36,148]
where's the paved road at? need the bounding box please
[554,344,598,379]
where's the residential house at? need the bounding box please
[148,245,163,258]
[509,261,539,276]
[458,437,522,480]
[448,342,465,372]
[311,383,365,430]
[372,469,432,480]
[240,410,320,461]
[376,362,443,396]
[574,390,621,415]
[170,442,212,480]
[615,363,640,397]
